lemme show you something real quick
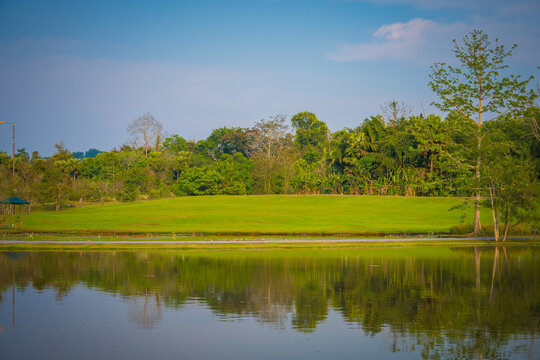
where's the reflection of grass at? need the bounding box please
[18,195,488,235]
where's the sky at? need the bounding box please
[0,0,539,156]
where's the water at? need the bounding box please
[0,247,539,359]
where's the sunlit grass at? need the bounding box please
[17,195,487,235]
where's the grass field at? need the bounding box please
[15,195,485,235]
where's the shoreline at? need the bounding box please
[1,229,462,236]
[1,236,538,250]
[2,236,539,243]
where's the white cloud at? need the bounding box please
[373,18,433,41]
[329,18,466,63]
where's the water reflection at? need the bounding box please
[0,247,539,359]
[127,292,163,329]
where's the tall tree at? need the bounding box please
[428,30,536,235]
[250,114,293,194]
[127,113,164,158]
[482,117,539,241]
[163,134,190,153]
[291,111,330,164]
[197,127,254,159]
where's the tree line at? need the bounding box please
[0,30,539,235]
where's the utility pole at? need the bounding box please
[0,121,15,182]
[12,122,15,182]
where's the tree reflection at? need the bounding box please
[127,291,163,329]
[0,248,539,358]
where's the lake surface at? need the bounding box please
[1,247,539,359]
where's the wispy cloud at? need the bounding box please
[329,18,466,63]
[341,0,539,11]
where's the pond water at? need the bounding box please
[0,247,539,360]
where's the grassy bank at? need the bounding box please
[7,195,489,235]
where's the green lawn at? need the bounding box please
[17,195,483,235]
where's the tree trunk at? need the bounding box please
[473,155,482,235]
[502,203,510,242]
[473,112,483,235]
[488,184,499,242]
[503,220,510,242]
[145,132,148,158]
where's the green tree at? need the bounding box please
[526,105,540,140]
[176,167,224,196]
[163,134,189,153]
[51,142,72,161]
[16,148,29,161]
[196,127,254,160]
[33,159,72,211]
[406,115,470,196]
[429,30,536,235]
[84,149,103,158]
[15,160,42,212]
[214,153,254,195]
[482,117,539,241]
[291,111,330,164]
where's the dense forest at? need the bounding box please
[0,30,539,234]
[0,108,537,197]
[1,107,538,203]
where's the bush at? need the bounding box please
[449,223,538,236]
[176,168,224,196]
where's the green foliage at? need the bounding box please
[428,29,537,235]
[72,151,84,160]
[176,167,225,195]
[163,134,190,153]
[197,127,254,159]
[290,159,325,194]
[291,111,329,148]
[72,149,102,160]
[85,148,103,158]
[481,117,540,237]
[291,111,329,164]
[176,153,253,196]
[429,29,536,122]
[16,148,29,160]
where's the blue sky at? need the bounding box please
[0,0,539,155]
